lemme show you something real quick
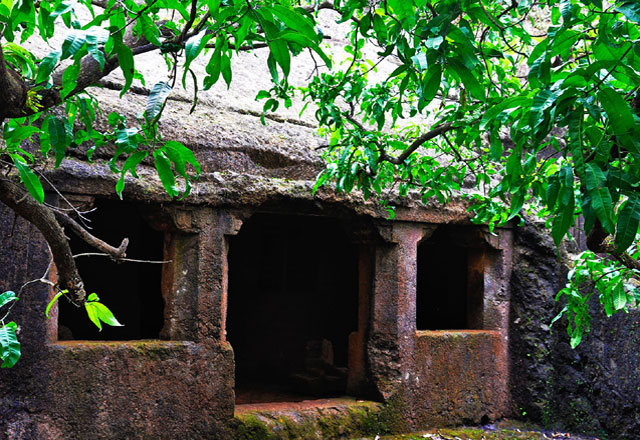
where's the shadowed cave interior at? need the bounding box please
[416,226,484,331]
[58,199,165,341]
[227,213,359,404]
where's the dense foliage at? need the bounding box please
[2,0,640,366]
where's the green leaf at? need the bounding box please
[85,300,102,331]
[509,191,524,220]
[162,140,201,198]
[87,301,123,328]
[420,65,442,108]
[0,291,17,309]
[138,14,161,46]
[61,30,86,59]
[617,1,640,23]
[35,49,60,84]
[388,0,413,21]
[182,33,213,88]
[60,60,80,99]
[13,158,44,203]
[0,322,20,368]
[560,0,573,23]
[221,54,232,88]
[257,13,290,76]
[86,28,108,69]
[269,37,291,76]
[552,199,574,246]
[480,96,529,129]
[153,150,178,197]
[372,14,387,43]
[568,108,585,177]
[585,162,605,191]
[278,31,332,69]
[270,5,319,43]
[412,52,428,72]
[615,195,640,252]
[163,140,201,175]
[146,81,171,123]
[547,179,561,209]
[50,0,74,18]
[45,291,65,318]
[448,59,485,101]
[598,88,636,136]
[116,43,134,97]
[425,36,444,50]
[570,329,582,349]
[590,187,615,234]
[5,125,39,145]
[48,116,71,167]
[207,0,221,16]
[612,284,627,310]
[116,151,148,197]
[530,89,558,120]
[527,39,549,66]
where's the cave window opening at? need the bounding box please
[416,227,484,331]
[227,213,359,404]
[57,198,165,341]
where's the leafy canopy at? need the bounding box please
[1,0,640,367]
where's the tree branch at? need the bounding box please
[392,122,455,164]
[586,219,640,271]
[344,114,459,165]
[0,179,86,303]
[0,45,27,123]
[177,0,199,42]
[54,211,129,259]
[1,29,160,119]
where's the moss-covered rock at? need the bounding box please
[355,420,599,440]
[233,398,386,440]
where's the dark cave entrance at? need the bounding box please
[227,213,359,404]
[416,226,485,330]
[58,198,165,341]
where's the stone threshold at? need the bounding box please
[233,397,385,439]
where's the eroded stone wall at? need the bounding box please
[510,220,640,440]
[0,202,236,439]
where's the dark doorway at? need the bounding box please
[58,199,165,340]
[227,213,359,404]
[416,227,484,330]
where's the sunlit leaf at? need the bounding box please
[0,322,20,368]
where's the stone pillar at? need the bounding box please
[480,228,514,416]
[482,229,513,333]
[159,206,244,342]
[367,221,434,399]
[347,242,374,396]
[191,208,243,343]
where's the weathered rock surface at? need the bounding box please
[0,202,236,440]
[234,398,385,439]
[510,220,640,439]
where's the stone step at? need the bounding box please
[233,397,385,439]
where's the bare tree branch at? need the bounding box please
[54,211,129,259]
[0,179,86,303]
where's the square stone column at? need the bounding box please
[189,208,243,342]
[156,206,243,342]
[367,221,434,399]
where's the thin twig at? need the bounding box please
[54,211,129,259]
[73,252,172,264]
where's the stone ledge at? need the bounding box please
[233,397,385,440]
[415,330,501,339]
